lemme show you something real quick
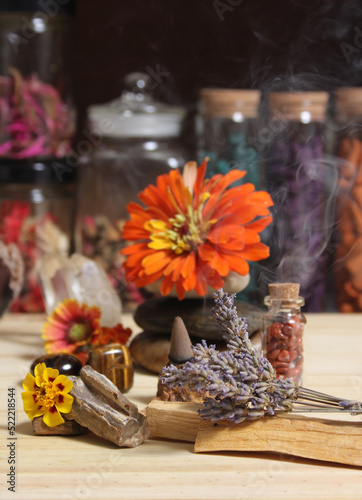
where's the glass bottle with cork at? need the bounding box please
[198,88,261,187]
[0,0,76,312]
[264,91,330,312]
[262,282,305,384]
[197,88,266,305]
[333,87,362,312]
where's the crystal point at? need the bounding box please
[39,253,122,326]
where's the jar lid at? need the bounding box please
[199,88,261,118]
[268,91,329,122]
[335,87,362,115]
[0,0,75,14]
[88,73,186,139]
[0,159,76,184]
[268,282,300,300]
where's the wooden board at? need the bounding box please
[147,399,362,467]
[2,312,362,500]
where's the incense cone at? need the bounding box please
[157,317,200,401]
[168,316,193,364]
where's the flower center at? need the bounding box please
[147,194,215,255]
[36,382,58,408]
[68,322,90,342]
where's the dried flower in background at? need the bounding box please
[121,160,273,300]
[0,68,75,159]
[0,200,69,312]
[0,240,23,304]
[79,215,145,309]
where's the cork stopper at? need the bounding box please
[200,88,261,118]
[168,316,193,364]
[336,87,362,116]
[268,91,329,122]
[268,282,300,300]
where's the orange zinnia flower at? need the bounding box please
[121,160,273,300]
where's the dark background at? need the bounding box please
[75,0,362,128]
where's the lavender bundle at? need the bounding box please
[161,289,362,424]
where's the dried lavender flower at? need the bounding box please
[161,289,298,423]
[160,289,362,423]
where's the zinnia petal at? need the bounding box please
[160,275,176,296]
[142,251,169,275]
[181,252,196,278]
[240,242,270,261]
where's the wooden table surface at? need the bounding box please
[1,312,362,500]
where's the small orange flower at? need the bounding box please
[121,159,273,300]
[92,323,132,347]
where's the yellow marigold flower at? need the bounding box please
[21,362,73,427]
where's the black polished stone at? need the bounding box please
[134,296,264,340]
[30,354,82,376]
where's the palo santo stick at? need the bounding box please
[147,400,362,466]
[195,413,362,467]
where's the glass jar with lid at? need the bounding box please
[197,88,265,305]
[0,161,75,312]
[0,0,76,160]
[0,0,76,312]
[264,91,331,312]
[333,87,362,312]
[76,73,188,309]
[198,88,261,187]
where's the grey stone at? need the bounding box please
[134,296,264,340]
[130,332,171,374]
